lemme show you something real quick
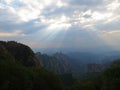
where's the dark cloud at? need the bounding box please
[94,18,120,31]
[66,0,104,6]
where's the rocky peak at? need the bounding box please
[36,52,71,74]
[0,41,40,67]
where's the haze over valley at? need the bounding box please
[0,0,120,90]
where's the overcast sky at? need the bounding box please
[0,0,120,52]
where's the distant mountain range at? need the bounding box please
[36,52,71,74]
[1,40,120,79]
[36,51,120,79]
[1,40,120,89]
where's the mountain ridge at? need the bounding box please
[0,41,40,67]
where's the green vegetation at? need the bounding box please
[72,60,120,90]
[0,41,64,90]
[0,59,64,90]
[1,41,120,90]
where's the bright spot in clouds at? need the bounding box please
[0,0,120,51]
[92,12,112,20]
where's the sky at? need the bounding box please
[0,0,120,52]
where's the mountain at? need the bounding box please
[36,50,120,80]
[68,51,120,64]
[0,41,64,90]
[36,52,71,74]
[67,52,102,64]
[0,41,40,67]
[66,52,120,79]
[86,63,105,73]
[73,59,120,90]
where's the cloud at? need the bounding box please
[65,0,104,6]
[0,0,120,50]
[106,30,120,34]
[0,30,26,37]
[99,29,120,48]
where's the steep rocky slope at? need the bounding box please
[36,52,71,74]
[0,41,64,90]
[0,41,40,67]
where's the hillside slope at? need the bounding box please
[0,41,40,67]
[0,41,64,90]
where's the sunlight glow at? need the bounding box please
[56,0,67,7]
[0,0,120,50]
[107,0,120,10]
[92,12,112,20]
[47,15,71,30]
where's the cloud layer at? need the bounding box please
[0,0,120,51]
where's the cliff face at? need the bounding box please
[86,64,104,73]
[0,41,40,67]
[36,52,71,74]
[53,52,71,73]
[0,41,64,90]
